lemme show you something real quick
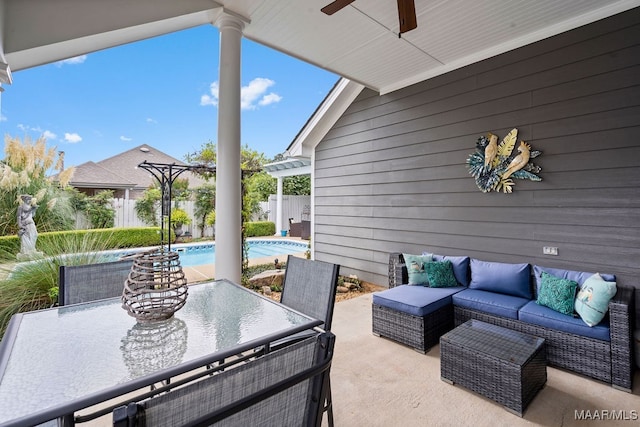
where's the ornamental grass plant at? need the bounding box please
[0,231,121,337]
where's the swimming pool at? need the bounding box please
[168,239,307,267]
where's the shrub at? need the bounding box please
[244,221,275,237]
[0,227,164,260]
[170,208,192,226]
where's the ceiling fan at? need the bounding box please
[321,0,418,36]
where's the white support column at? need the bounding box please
[214,13,244,283]
[275,176,283,236]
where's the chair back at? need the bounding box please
[58,259,133,306]
[281,255,340,330]
[113,332,336,427]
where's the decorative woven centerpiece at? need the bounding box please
[122,247,188,323]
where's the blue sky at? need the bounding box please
[0,25,339,168]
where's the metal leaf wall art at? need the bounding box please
[466,128,542,193]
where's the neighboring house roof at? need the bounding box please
[68,161,136,189]
[68,144,208,192]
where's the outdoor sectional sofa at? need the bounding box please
[372,252,635,392]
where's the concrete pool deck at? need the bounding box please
[181,236,308,283]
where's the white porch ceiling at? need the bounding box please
[2,0,639,94]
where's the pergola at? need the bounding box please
[263,157,311,236]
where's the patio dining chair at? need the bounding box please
[58,259,133,306]
[112,331,336,427]
[279,255,340,427]
[280,255,340,331]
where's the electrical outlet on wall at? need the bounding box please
[543,246,558,256]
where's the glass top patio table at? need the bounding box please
[0,279,322,426]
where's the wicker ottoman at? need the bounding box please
[372,285,460,353]
[440,319,546,416]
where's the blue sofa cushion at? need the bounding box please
[403,253,433,286]
[432,254,470,286]
[373,285,464,317]
[469,259,532,299]
[533,265,616,296]
[452,289,529,320]
[519,301,610,341]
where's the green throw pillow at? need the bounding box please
[575,273,617,327]
[425,260,458,288]
[536,271,578,316]
[403,253,433,286]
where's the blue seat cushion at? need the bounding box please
[432,254,470,286]
[452,289,529,320]
[519,301,610,341]
[372,285,464,317]
[469,259,532,299]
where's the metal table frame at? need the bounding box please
[0,279,322,426]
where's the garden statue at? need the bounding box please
[17,194,42,259]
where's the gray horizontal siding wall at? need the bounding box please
[313,8,640,319]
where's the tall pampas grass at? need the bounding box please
[0,135,76,236]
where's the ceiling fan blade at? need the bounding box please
[397,0,417,34]
[321,0,356,15]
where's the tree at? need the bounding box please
[69,189,116,229]
[134,178,191,227]
[134,187,161,226]
[193,184,216,235]
[0,135,75,236]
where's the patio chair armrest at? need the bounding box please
[388,253,407,288]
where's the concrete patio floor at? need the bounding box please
[326,293,640,426]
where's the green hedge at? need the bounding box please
[244,221,275,237]
[0,227,165,258]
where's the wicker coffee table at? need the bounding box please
[440,319,546,416]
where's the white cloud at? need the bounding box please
[200,78,282,110]
[241,78,280,110]
[43,130,57,140]
[146,118,158,124]
[120,135,133,142]
[259,92,283,106]
[64,133,82,143]
[17,124,50,135]
[55,55,88,67]
[0,114,6,122]
[200,82,219,107]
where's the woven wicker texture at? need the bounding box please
[440,320,547,416]
[454,305,637,390]
[135,333,334,426]
[281,256,340,330]
[389,252,635,391]
[372,303,453,353]
[122,248,188,323]
[59,259,134,306]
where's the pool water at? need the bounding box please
[172,239,307,267]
